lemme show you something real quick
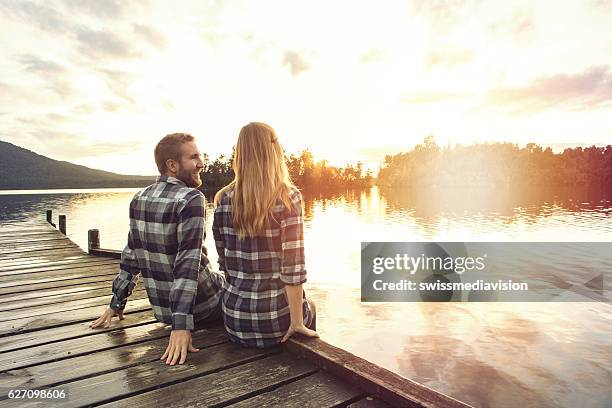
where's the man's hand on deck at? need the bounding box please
[281,323,319,343]
[161,330,199,365]
[90,307,124,329]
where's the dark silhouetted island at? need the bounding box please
[0,140,155,190]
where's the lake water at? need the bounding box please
[0,186,611,407]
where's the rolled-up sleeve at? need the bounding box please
[280,190,307,285]
[171,192,206,330]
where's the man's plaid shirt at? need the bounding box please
[110,176,223,330]
[213,186,309,348]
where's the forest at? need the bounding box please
[199,149,374,197]
[376,136,612,190]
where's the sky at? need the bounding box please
[1,0,611,175]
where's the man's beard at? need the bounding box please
[177,166,202,188]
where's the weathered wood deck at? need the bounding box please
[0,216,470,407]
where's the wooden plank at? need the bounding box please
[0,343,279,407]
[0,237,77,248]
[0,258,117,276]
[0,241,73,251]
[0,280,116,303]
[0,249,89,264]
[0,289,148,322]
[4,217,53,228]
[0,226,54,233]
[348,397,393,408]
[0,220,48,225]
[0,255,108,270]
[0,220,51,226]
[228,371,365,408]
[89,248,122,259]
[0,243,84,255]
[0,310,156,353]
[0,234,67,244]
[0,262,118,282]
[0,233,58,239]
[0,297,151,336]
[0,268,117,289]
[0,250,86,263]
[0,237,73,249]
[0,319,187,372]
[0,242,78,251]
[0,327,229,393]
[0,263,119,284]
[0,236,71,247]
[0,275,116,296]
[0,285,126,312]
[0,233,56,239]
[101,353,319,408]
[0,227,56,236]
[0,242,81,256]
[286,337,471,408]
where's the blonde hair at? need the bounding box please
[214,122,296,239]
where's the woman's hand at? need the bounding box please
[281,323,319,343]
[160,330,199,365]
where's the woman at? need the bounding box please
[213,122,318,348]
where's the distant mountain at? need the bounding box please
[0,140,156,189]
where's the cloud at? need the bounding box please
[102,101,122,113]
[412,0,475,31]
[201,30,230,48]
[360,49,386,63]
[481,65,612,114]
[16,113,73,127]
[426,46,474,69]
[511,13,534,36]
[14,54,76,98]
[0,77,74,106]
[0,1,68,34]
[72,103,97,115]
[61,0,124,19]
[161,98,175,112]
[83,140,145,156]
[99,69,137,105]
[46,112,72,122]
[16,54,67,74]
[75,27,141,59]
[26,128,145,158]
[133,24,167,50]
[487,9,535,42]
[402,91,468,104]
[592,0,612,8]
[282,51,310,77]
[2,2,144,64]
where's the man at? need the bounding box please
[91,133,224,366]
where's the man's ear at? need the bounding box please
[166,159,178,173]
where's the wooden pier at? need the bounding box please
[0,214,470,407]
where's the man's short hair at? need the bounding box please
[154,133,195,174]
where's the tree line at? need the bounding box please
[199,149,374,198]
[377,136,612,190]
[199,137,611,198]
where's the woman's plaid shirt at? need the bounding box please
[109,176,223,330]
[213,186,308,348]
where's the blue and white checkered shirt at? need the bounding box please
[213,186,311,348]
[110,176,223,330]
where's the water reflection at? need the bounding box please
[308,287,612,408]
[0,187,611,407]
